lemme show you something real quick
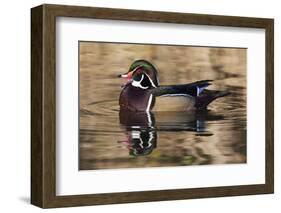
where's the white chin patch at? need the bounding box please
[131,73,157,89]
[131,75,149,89]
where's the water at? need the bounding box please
[79,42,246,170]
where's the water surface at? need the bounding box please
[79,42,247,170]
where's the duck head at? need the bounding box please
[118,60,159,89]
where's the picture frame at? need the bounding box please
[31,4,274,208]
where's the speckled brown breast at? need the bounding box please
[119,84,155,111]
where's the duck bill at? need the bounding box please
[118,70,134,80]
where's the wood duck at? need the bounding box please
[118,59,230,112]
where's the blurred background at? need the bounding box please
[79,42,246,170]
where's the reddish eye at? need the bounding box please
[136,68,142,74]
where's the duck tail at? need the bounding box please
[195,89,230,110]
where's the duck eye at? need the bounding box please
[136,68,142,74]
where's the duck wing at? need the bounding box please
[152,80,213,97]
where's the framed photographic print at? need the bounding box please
[31,4,274,208]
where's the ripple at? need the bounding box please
[81,99,120,116]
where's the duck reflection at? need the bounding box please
[119,110,223,156]
[119,110,157,156]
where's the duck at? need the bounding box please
[118,59,230,112]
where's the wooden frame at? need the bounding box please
[31,4,274,208]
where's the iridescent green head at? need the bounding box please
[118,60,159,88]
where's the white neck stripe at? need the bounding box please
[146,94,153,112]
